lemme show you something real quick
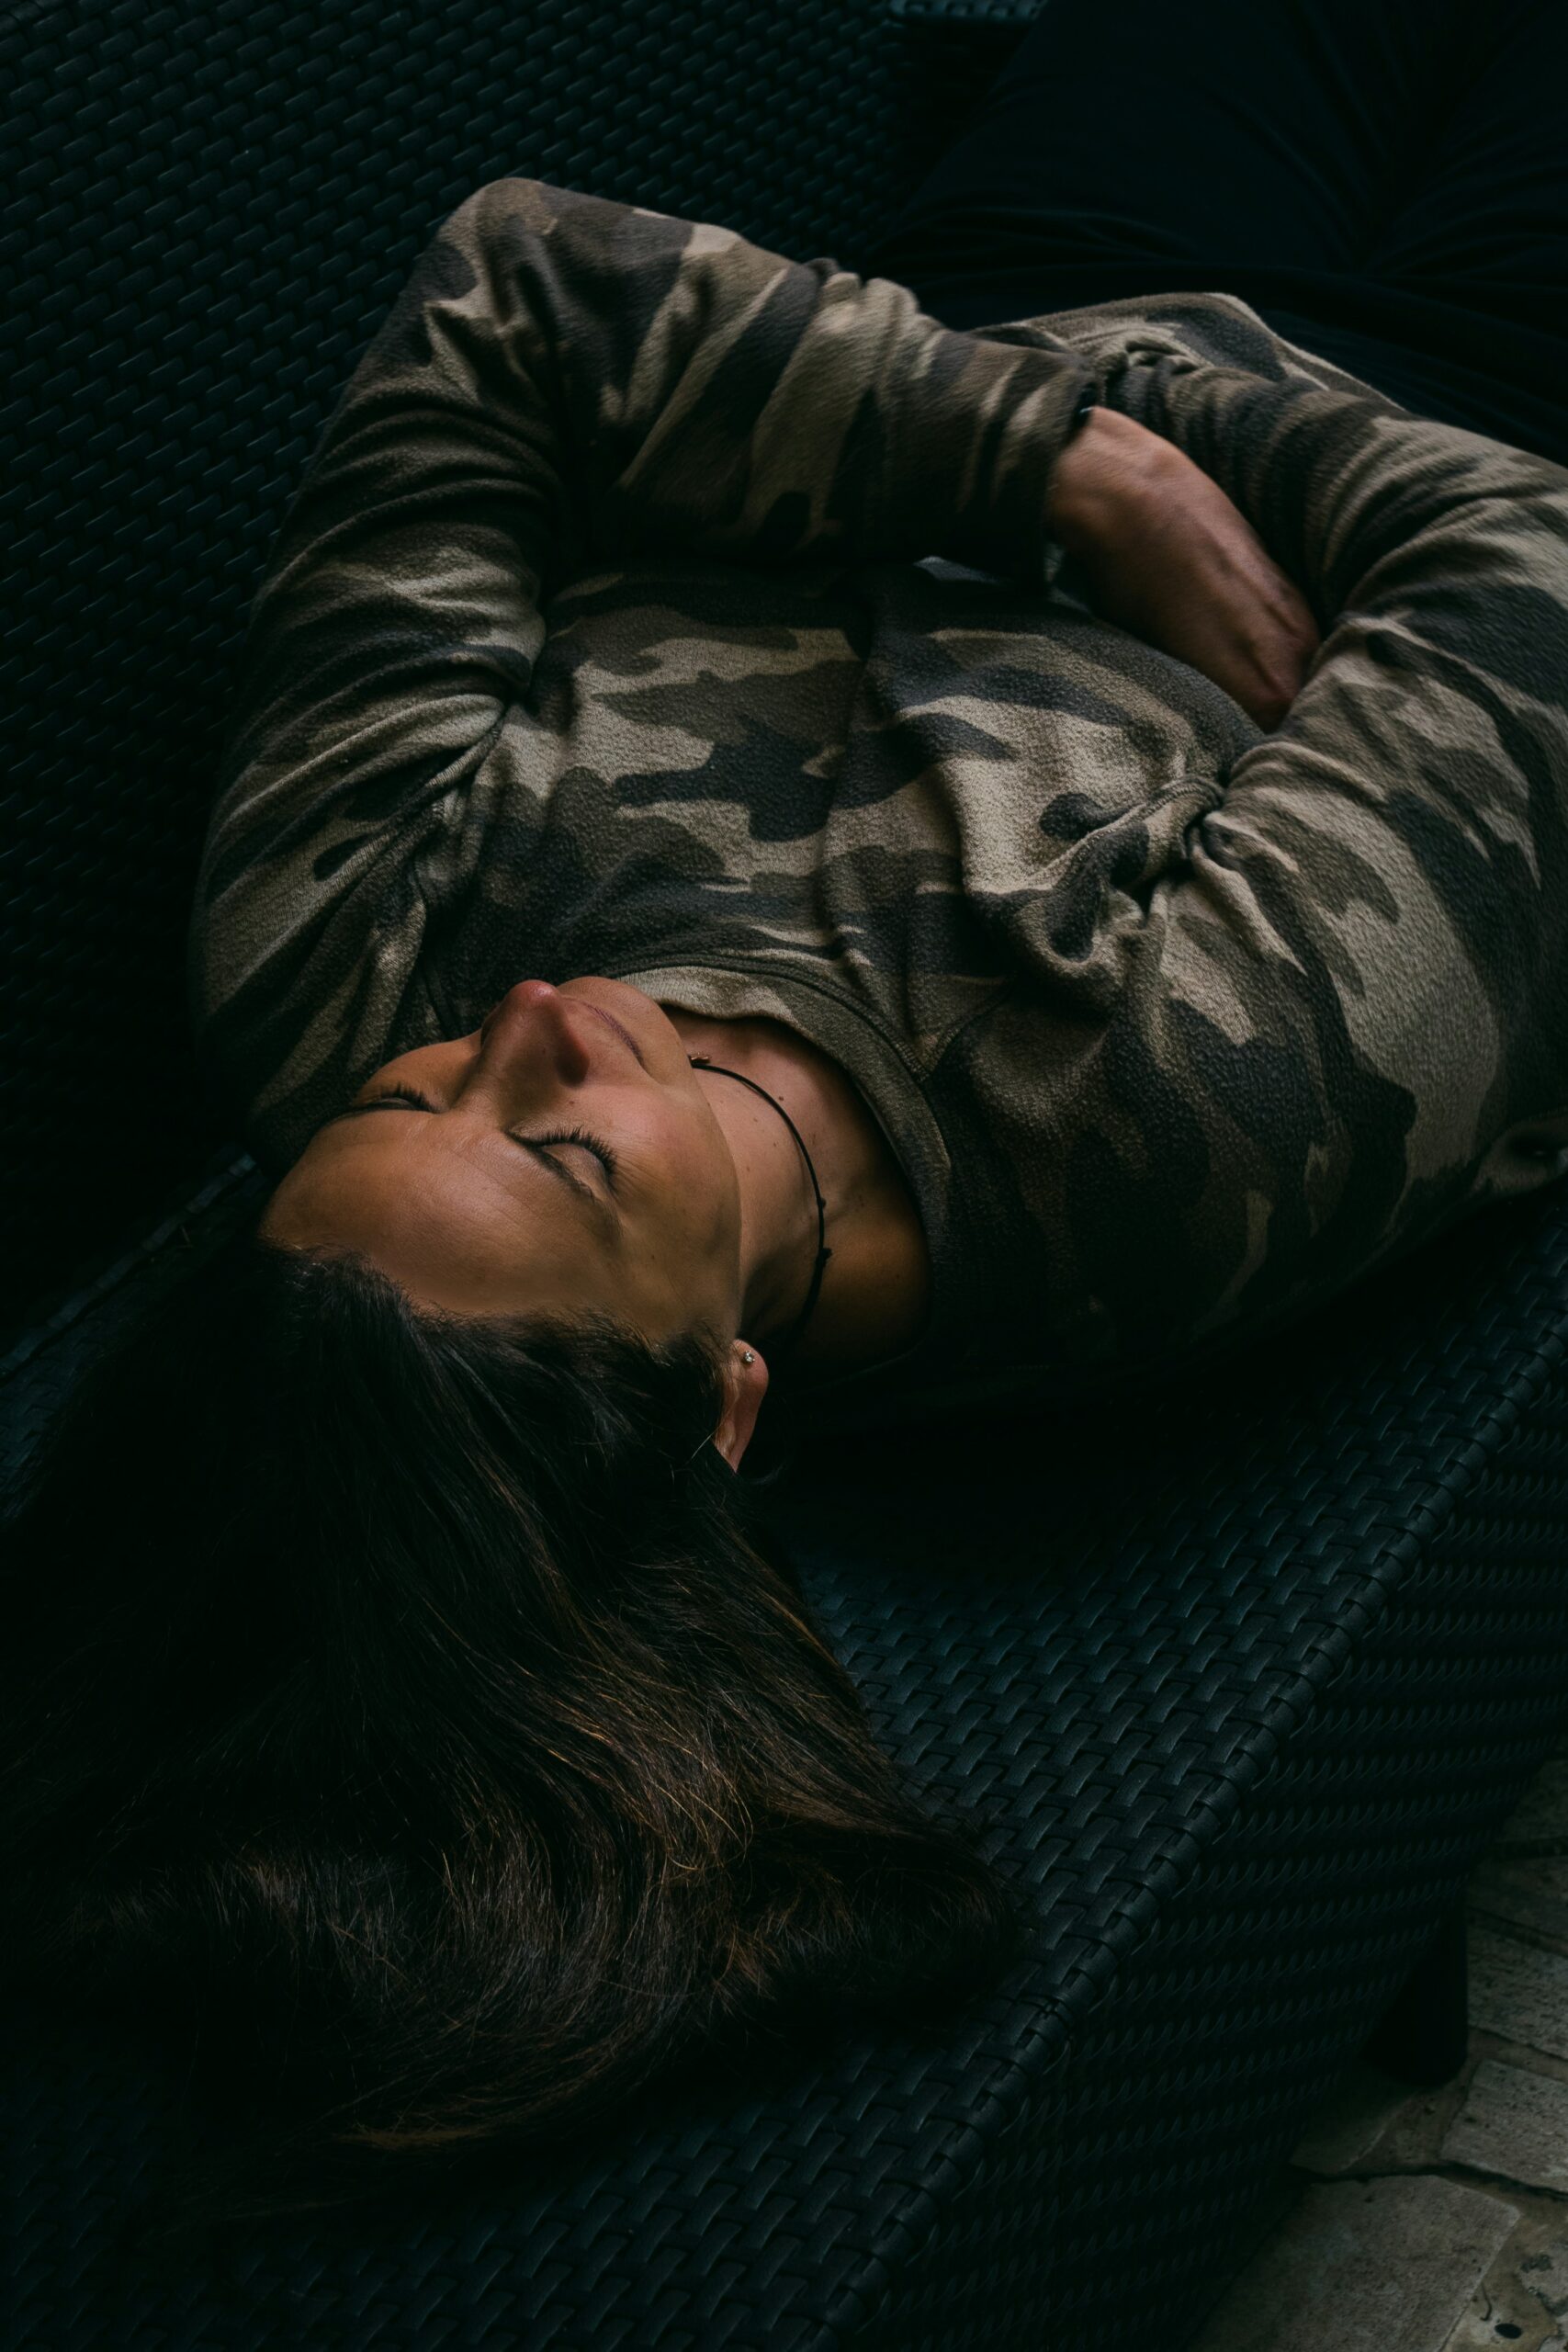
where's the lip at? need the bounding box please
[580,1001,647,1069]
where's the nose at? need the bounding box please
[473,979,591,1090]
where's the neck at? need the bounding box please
[689,1053,832,1363]
[668,1010,930,1374]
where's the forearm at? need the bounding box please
[1042,401,1322,729]
[1097,346,1562,624]
[446,175,1100,583]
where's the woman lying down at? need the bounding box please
[7,0,1568,2237]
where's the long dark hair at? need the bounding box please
[1,1229,1027,2241]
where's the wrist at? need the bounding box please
[1045,403,1168,559]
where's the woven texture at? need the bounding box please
[7,1149,1568,2348]
[10,1,1568,2345]
[0,0,987,1329]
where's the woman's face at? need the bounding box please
[262,978,746,1345]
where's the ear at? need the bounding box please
[712,1340,770,1472]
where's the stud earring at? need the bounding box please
[741,1349,755,1365]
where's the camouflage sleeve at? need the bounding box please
[188,174,1097,1166]
[1096,351,1568,1358]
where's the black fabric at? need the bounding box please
[856,0,1568,469]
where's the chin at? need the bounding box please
[571,978,701,1077]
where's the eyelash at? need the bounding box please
[525,1123,621,1192]
[368,1086,619,1192]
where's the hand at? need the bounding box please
[1046,406,1322,730]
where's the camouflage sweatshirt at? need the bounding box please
[190,175,1568,1432]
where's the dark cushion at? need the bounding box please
[9,2,1568,2345]
[6,1162,1568,2347]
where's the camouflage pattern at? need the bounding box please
[189,175,1568,1430]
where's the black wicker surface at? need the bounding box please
[6,1159,1568,2349]
[11,0,1568,2344]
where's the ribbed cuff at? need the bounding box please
[874,313,1101,582]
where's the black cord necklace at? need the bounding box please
[686,1055,832,1364]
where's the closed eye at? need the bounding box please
[317,1089,620,1227]
[373,1081,437,1112]
[517,1125,621,1193]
